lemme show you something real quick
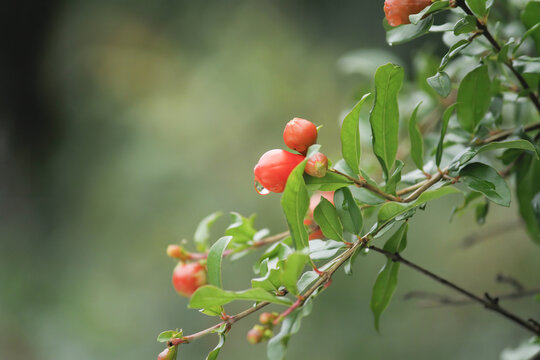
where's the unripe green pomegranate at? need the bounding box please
[172,262,207,297]
[283,118,318,155]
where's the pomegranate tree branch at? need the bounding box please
[403,288,540,307]
[455,0,540,113]
[169,301,271,346]
[329,168,402,202]
[368,245,540,336]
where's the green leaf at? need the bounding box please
[189,285,292,308]
[522,1,540,53]
[409,1,450,24]
[440,40,470,70]
[334,187,363,235]
[466,0,487,18]
[450,191,483,221]
[225,212,257,244]
[516,154,540,244]
[457,65,491,133]
[450,139,539,169]
[377,186,461,224]
[304,171,353,191]
[267,298,314,360]
[385,160,404,195]
[194,212,223,252]
[206,333,226,360]
[475,199,489,225]
[157,330,183,343]
[454,15,477,35]
[341,93,372,173]
[350,186,385,205]
[436,104,457,167]
[371,222,408,331]
[385,17,434,46]
[427,71,452,97]
[313,197,345,241]
[408,102,424,171]
[308,240,346,260]
[280,252,309,295]
[369,63,404,179]
[207,236,232,288]
[281,161,310,250]
[459,163,511,207]
[514,23,540,55]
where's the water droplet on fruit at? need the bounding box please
[254,180,270,195]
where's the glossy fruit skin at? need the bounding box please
[254,149,305,193]
[304,152,328,178]
[384,0,432,26]
[172,262,207,297]
[283,118,318,155]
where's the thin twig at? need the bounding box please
[369,245,540,336]
[329,168,402,202]
[478,121,540,144]
[403,288,540,307]
[455,0,540,113]
[169,301,271,346]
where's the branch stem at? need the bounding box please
[368,245,540,336]
[455,0,540,113]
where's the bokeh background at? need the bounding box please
[1,1,539,359]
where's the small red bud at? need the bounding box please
[157,346,177,360]
[254,149,305,193]
[384,0,432,27]
[259,312,278,325]
[283,118,318,155]
[172,262,207,297]
[309,228,324,241]
[247,326,264,344]
[167,245,183,259]
[304,152,328,178]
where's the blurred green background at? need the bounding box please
[1,1,539,359]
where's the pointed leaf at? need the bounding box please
[457,65,491,133]
[516,154,540,244]
[194,212,223,252]
[427,71,452,97]
[341,93,372,173]
[207,236,232,288]
[436,103,457,167]
[459,162,511,207]
[369,63,404,178]
[206,333,226,360]
[385,17,434,45]
[334,187,363,235]
[281,161,309,250]
[313,197,344,242]
[408,101,424,171]
[189,286,292,308]
[371,223,408,331]
[378,186,461,224]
